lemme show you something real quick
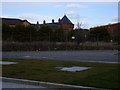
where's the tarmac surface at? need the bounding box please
[1,77,104,90]
[2,50,119,63]
[2,81,45,88]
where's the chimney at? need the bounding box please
[58,18,60,22]
[43,20,46,24]
[52,19,54,23]
[37,21,39,25]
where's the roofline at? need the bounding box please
[1,17,31,24]
[1,17,22,21]
[91,22,120,28]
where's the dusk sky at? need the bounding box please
[1,2,118,29]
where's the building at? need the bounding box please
[93,23,119,41]
[101,23,119,32]
[2,15,74,32]
[39,15,74,32]
[103,23,119,41]
[2,18,30,27]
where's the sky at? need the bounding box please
[1,2,119,29]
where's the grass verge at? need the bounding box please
[2,58,119,89]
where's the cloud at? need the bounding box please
[65,11,78,15]
[65,11,80,22]
[66,4,88,8]
[54,3,88,8]
[2,2,58,10]
[54,4,63,8]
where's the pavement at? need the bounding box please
[1,79,46,90]
[1,77,107,90]
[2,50,119,63]
[2,81,45,88]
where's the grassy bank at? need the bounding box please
[2,58,119,89]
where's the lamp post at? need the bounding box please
[72,36,75,40]
[71,36,75,50]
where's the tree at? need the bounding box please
[90,27,111,42]
[37,25,53,41]
[14,24,26,41]
[26,25,36,41]
[2,24,12,41]
[52,27,65,42]
[76,22,82,29]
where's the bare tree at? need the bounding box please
[76,22,82,29]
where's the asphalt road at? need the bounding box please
[2,50,119,63]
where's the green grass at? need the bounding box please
[2,58,119,89]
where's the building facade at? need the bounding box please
[2,18,30,27]
[2,15,74,32]
[104,23,119,42]
[40,15,74,32]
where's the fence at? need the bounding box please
[2,41,118,51]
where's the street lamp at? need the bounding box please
[72,36,75,40]
[72,36,75,50]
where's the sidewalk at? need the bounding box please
[1,77,108,90]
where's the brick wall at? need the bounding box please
[60,24,74,32]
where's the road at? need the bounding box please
[2,50,119,63]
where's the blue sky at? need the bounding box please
[1,2,118,29]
